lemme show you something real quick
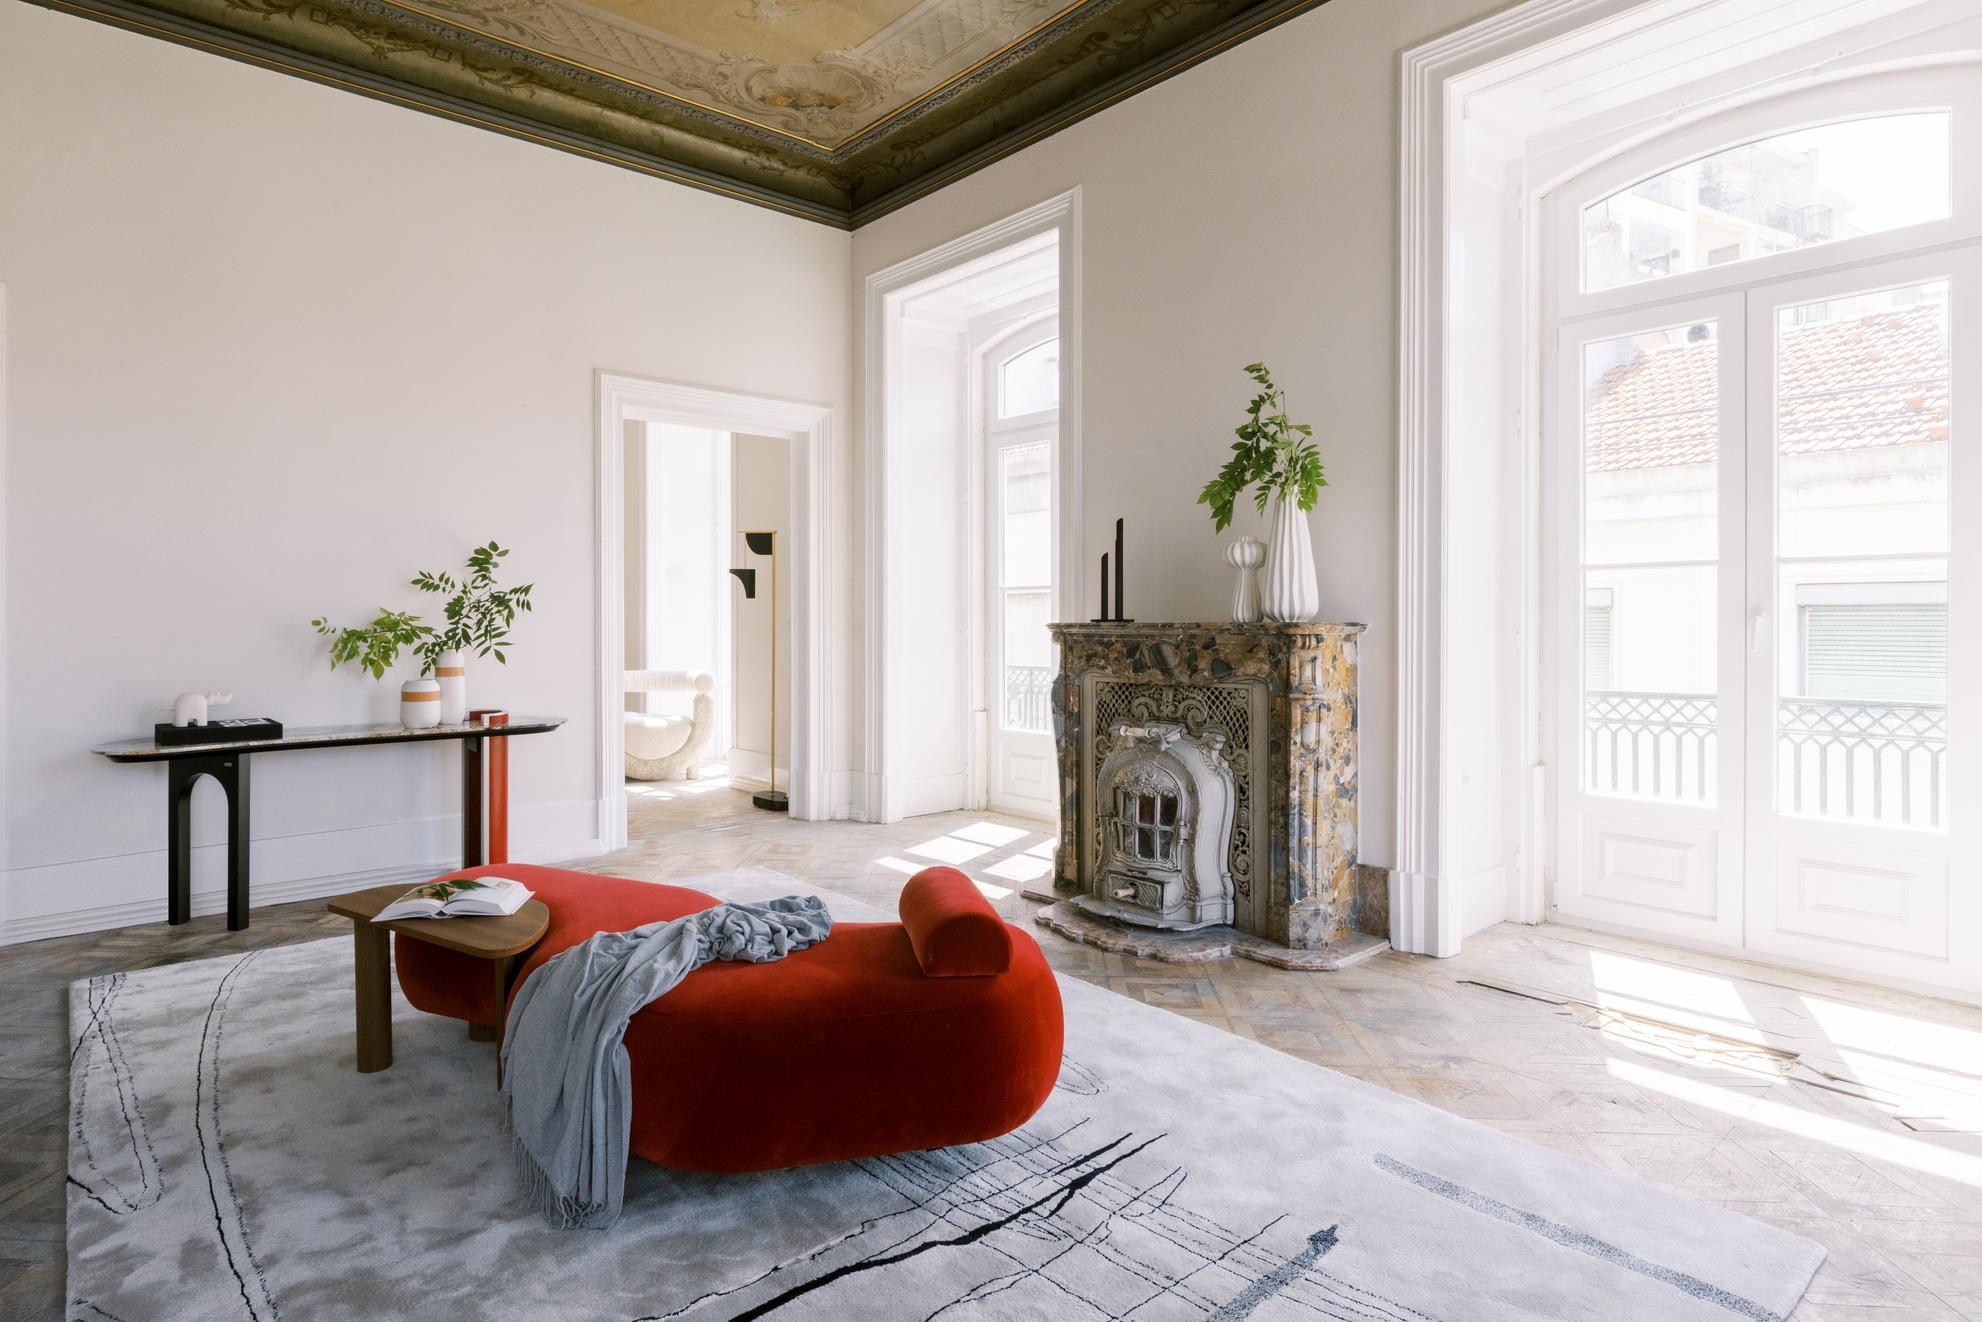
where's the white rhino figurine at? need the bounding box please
[171,691,232,727]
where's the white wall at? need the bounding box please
[851,0,1510,867]
[730,434,791,785]
[0,5,848,941]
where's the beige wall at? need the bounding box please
[851,0,1506,863]
[0,5,848,938]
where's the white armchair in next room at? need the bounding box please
[624,669,717,781]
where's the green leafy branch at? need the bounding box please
[311,609,432,681]
[412,541,535,669]
[312,541,533,679]
[1196,362,1327,533]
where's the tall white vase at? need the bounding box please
[435,650,468,724]
[1262,497,1320,623]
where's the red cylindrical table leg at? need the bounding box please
[472,710,510,865]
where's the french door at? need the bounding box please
[1552,245,1982,995]
[983,333,1060,820]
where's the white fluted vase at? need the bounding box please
[1262,497,1320,623]
[1225,536,1265,623]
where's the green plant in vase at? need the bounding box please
[1196,363,1327,622]
[312,542,533,726]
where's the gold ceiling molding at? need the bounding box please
[31,0,1331,226]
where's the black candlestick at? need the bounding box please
[1094,552,1110,622]
[1113,518,1125,621]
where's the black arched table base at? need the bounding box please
[94,717,565,931]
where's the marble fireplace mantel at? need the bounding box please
[1044,621,1385,969]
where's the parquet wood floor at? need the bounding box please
[4,778,1978,1319]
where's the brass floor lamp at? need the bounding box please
[727,530,786,813]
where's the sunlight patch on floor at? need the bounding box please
[626,773,736,800]
[986,853,1051,884]
[952,821,1030,847]
[907,835,994,865]
[1587,949,1759,1034]
[870,821,1057,893]
[1608,1056,1982,1188]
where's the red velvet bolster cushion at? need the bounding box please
[898,866,1012,976]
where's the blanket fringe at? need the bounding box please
[510,1131,616,1231]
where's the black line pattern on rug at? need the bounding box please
[635,1121,1109,1320]
[1053,1054,1108,1096]
[1207,1224,1341,1320]
[1374,1154,1785,1322]
[635,1117,1438,1322]
[878,1125,1430,1322]
[69,973,164,1214]
[195,952,283,1322]
[71,1297,134,1322]
[724,1132,1170,1321]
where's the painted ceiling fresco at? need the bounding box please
[38,0,1328,225]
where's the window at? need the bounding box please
[1582,112,1952,293]
[997,441,1052,733]
[997,338,1059,417]
[1798,584,1947,704]
[1114,786,1180,866]
[1585,588,1616,690]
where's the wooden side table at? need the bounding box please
[326,883,549,1080]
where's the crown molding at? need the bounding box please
[30,0,1329,228]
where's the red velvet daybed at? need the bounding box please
[393,864,1065,1173]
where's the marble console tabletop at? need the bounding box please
[92,716,566,762]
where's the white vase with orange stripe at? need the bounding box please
[434,649,468,725]
[400,678,442,729]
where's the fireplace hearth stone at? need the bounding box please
[1043,621,1385,968]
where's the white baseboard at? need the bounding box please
[0,798,605,947]
[898,773,967,820]
[726,746,788,790]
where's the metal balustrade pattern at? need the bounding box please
[1584,691,1948,827]
[1777,696,1946,828]
[1005,665,1054,734]
[1585,692,1720,803]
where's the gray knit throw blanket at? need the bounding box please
[500,895,833,1229]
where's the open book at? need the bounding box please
[372,875,534,922]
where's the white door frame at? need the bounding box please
[594,372,837,846]
[862,189,1082,823]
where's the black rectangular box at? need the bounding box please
[154,717,284,747]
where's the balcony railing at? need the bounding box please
[1004,665,1053,734]
[1584,691,1948,826]
[1586,692,1719,803]
[1778,696,1946,828]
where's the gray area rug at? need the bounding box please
[68,868,1824,1320]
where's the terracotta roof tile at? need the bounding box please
[1585,304,1949,472]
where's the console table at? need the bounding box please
[91,717,565,931]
